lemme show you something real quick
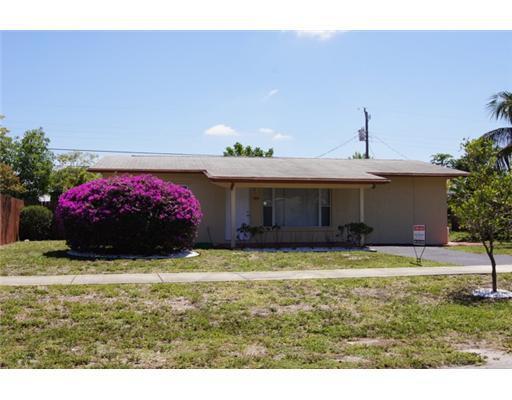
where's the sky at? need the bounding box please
[1,30,511,161]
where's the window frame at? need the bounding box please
[262,188,331,228]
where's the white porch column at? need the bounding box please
[359,187,365,245]
[230,183,236,249]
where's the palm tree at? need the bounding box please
[482,91,512,170]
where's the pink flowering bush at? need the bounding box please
[56,175,202,254]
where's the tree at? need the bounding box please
[12,128,54,203]
[482,91,512,171]
[452,138,512,292]
[487,91,512,124]
[430,153,456,168]
[51,151,100,194]
[0,115,16,166]
[430,153,463,231]
[0,163,26,197]
[349,151,366,159]
[223,142,274,157]
[0,118,54,202]
[430,152,469,172]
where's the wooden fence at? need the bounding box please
[0,194,24,245]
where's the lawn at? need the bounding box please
[449,230,480,242]
[0,240,446,276]
[448,243,512,256]
[1,274,512,368]
[448,242,512,255]
[448,231,512,255]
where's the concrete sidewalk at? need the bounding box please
[1,264,512,286]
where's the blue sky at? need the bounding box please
[1,30,511,161]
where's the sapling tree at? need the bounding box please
[452,138,512,292]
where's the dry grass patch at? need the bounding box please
[3,274,512,368]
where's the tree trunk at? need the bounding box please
[490,254,498,292]
[483,240,498,292]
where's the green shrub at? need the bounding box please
[19,205,53,240]
[337,222,374,246]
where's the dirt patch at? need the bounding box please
[38,293,116,305]
[250,303,321,317]
[334,355,367,364]
[161,297,197,312]
[346,256,370,261]
[243,344,267,357]
[351,287,391,300]
[125,349,170,368]
[14,309,34,322]
[460,347,512,368]
[346,338,394,347]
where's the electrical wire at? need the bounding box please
[49,147,201,156]
[316,134,358,158]
[371,135,409,159]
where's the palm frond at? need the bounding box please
[487,91,512,124]
[482,127,512,171]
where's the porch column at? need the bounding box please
[359,187,365,245]
[230,183,236,249]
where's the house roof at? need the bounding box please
[89,155,468,184]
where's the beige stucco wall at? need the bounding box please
[101,172,448,246]
[364,177,448,245]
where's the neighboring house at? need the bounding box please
[89,155,468,247]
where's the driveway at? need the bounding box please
[373,246,512,266]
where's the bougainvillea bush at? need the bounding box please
[56,175,202,254]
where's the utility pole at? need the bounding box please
[364,107,370,159]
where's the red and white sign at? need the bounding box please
[413,225,426,245]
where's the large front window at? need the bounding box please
[262,189,331,227]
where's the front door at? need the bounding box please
[225,188,250,240]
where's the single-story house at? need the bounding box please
[89,155,468,247]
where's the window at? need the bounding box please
[262,189,331,227]
[262,189,273,227]
[320,189,330,227]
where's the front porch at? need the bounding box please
[223,183,371,249]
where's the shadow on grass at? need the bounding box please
[43,250,72,259]
[43,250,103,261]
[448,289,512,306]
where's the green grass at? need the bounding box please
[448,243,512,255]
[448,231,512,255]
[0,240,447,276]
[449,231,476,242]
[2,274,512,368]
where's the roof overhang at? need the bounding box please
[87,167,392,185]
[373,172,469,178]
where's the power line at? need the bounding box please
[316,134,358,158]
[49,147,198,156]
[371,135,409,159]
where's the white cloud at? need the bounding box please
[295,30,343,41]
[204,124,238,136]
[272,133,293,141]
[262,89,279,101]
[259,127,292,141]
